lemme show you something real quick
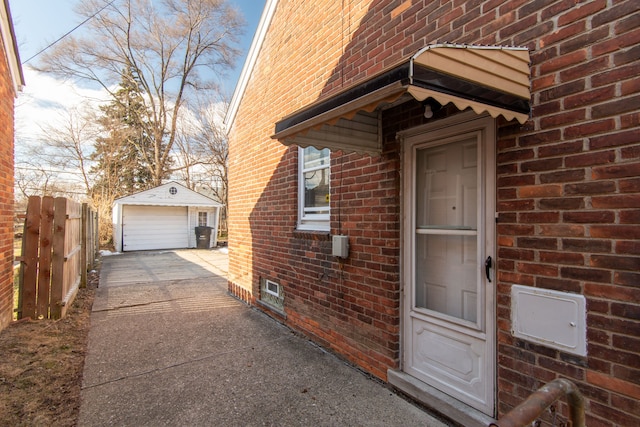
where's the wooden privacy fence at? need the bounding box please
[18,196,99,320]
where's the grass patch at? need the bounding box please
[13,265,19,321]
[13,238,21,320]
[0,275,97,426]
[13,237,21,258]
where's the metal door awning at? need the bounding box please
[272,44,531,155]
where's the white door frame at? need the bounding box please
[399,111,496,416]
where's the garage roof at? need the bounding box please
[113,182,223,208]
[272,44,530,155]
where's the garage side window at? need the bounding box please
[298,146,330,231]
[198,212,208,227]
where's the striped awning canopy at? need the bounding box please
[273,44,531,155]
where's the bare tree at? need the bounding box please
[37,0,244,186]
[172,131,199,190]
[39,106,100,195]
[14,167,54,199]
[14,164,86,199]
[17,104,96,199]
[194,106,228,211]
[173,100,228,232]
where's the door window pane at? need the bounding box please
[415,234,477,322]
[414,138,479,322]
[416,139,477,230]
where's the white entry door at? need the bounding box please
[402,114,496,415]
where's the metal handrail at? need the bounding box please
[490,378,585,427]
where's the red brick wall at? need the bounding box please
[228,1,640,424]
[491,2,639,425]
[0,34,16,331]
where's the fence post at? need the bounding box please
[19,196,41,320]
[49,197,67,319]
[81,203,88,288]
[95,209,100,258]
[36,196,55,318]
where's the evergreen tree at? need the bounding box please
[90,67,163,200]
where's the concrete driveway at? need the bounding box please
[78,249,450,426]
[98,249,229,285]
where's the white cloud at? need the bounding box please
[15,67,110,155]
[14,68,112,197]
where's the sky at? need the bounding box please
[11,0,265,94]
[9,0,266,190]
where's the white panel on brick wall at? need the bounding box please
[511,285,587,356]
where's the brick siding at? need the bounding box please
[228,1,639,425]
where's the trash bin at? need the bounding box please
[195,226,212,249]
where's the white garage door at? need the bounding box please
[122,205,189,251]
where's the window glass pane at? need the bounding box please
[304,147,330,168]
[198,212,207,227]
[304,169,329,209]
[299,146,330,230]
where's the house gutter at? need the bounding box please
[1,0,25,93]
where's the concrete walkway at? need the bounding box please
[78,249,450,426]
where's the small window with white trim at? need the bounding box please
[298,146,330,231]
[260,278,284,312]
[265,279,280,297]
[198,212,208,227]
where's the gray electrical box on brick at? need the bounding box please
[332,235,349,258]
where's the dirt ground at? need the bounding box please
[0,270,98,426]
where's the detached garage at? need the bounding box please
[113,182,222,252]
